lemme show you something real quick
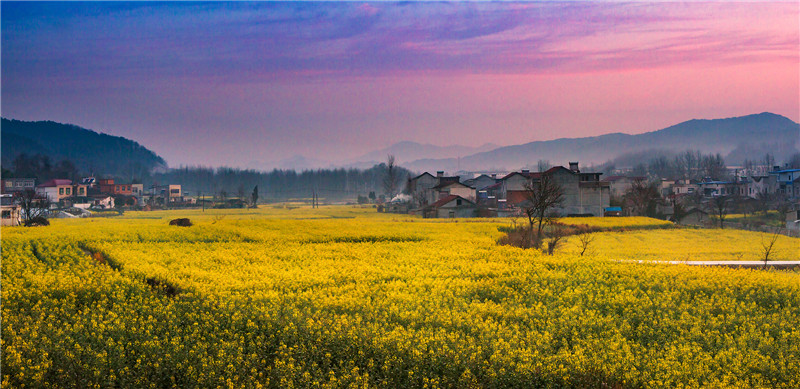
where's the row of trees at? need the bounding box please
[3,153,412,204]
[159,162,411,202]
[630,150,728,181]
[3,154,82,183]
[597,150,800,182]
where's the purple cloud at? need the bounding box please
[4,1,796,85]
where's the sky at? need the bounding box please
[2,1,798,169]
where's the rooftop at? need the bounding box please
[38,179,73,187]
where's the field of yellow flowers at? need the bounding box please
[3,206,799,388]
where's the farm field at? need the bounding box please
[2,206,799,388]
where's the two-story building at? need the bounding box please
[98,179,133,196]
[36,179,88,203]
[407,171,461,207]
[167,185,183,203]
[1,178,36,194]
[501,162,610,216]
[433,181,475,202]
[1,194,20,226]
[605,176,646,198]
[131,183,144,198]
[771,168,800,198]
[743,175,776,198]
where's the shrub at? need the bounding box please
[23,216,50,227]
[168,218,192,227]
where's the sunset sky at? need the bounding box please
[2,2,798,169]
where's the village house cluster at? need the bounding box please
[391,163,800,223]
[401,162,612,218]
[0,176,186,225]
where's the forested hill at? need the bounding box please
[1,118,166,177]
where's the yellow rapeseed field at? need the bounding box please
[2,206,799,388]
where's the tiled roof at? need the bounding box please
[427,194,474,209]
[410,172,435,181]
[38,179,73,187]
[483,182,503,190]
[500,167,567,181]
[432,181,473,190]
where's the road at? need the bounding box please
[620,260,800,269]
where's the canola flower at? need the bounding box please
[567,228,799,262]
[2,206,799,388]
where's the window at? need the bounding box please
[4,182,11,188]
[449,211,455,218]
[170,189,180,194]
[59,188,64,195]
[79,188,85,195]
[65,188,71,195]
[456,199,462,206]
[25,182,33,187]
[2,210,10,219]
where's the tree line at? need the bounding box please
[596,150,800,181]
[2,153,412,202]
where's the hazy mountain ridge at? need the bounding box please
[399,112,800,172]
[2,113,797,177]
[1,118,167,178]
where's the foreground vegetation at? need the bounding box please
[3,207,799,388]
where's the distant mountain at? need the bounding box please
[274,155,333,171]
[401,113,800,172]
[1,118,166,177]
[346,141,499,168]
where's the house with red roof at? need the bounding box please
[433,181,475,202]
[407,171,464,207]
[420,194,476,218]
[36,179,87,203]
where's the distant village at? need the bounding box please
[388,161,800,233]
[2,160,799,232]
[1,177,190,225]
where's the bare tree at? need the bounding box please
[754,189,772,215]
[537,159,551,173]
[236,184,246,201]
[763,153,776,168]
[522,172,564,248]
[251,185,259,208]
[700,153,727,180]
[787,152,800,169]
[624,178,660,216]
[545,224,565,255]
[760,229,782,268]
[576,232,595,256]
[709,195,731,228]
[16,189,50,226]
[383,154,399,198]
[411,190,430,209]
